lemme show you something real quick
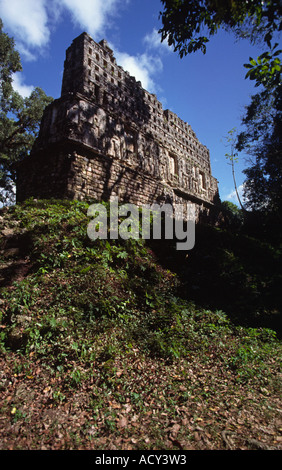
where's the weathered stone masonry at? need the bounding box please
[16,32,219,218]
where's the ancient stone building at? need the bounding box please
[16,32,219,218]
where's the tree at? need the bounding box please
[0,19,53,204]
[224,128,246,212]
[159,1,282,57]
[237,82,282,224]
[219,200,244,230]
[0,19,21,104]
[236,37,282,233]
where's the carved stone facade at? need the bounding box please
[16,32,219,218]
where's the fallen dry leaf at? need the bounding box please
[117,416,128,428]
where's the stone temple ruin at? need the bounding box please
[16,32,219,219]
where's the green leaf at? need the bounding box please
[117,250,128,259]
[245,69,256,80]
[264,32,272,49]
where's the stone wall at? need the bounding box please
[16,32,219,219]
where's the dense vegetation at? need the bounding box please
[0,199,281,450]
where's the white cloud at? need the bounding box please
[60,0,120,37]
[12,73,34,98]
[0,0,122,55]
[226,184,245,205]
[144,28,172,53]
[16,44,37,63]
[0,0,50,48]
[115,51,163,93]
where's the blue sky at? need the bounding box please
[1,0,278,205]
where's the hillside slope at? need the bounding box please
[0,199,281,450]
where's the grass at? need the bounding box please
[0,198,281,450]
